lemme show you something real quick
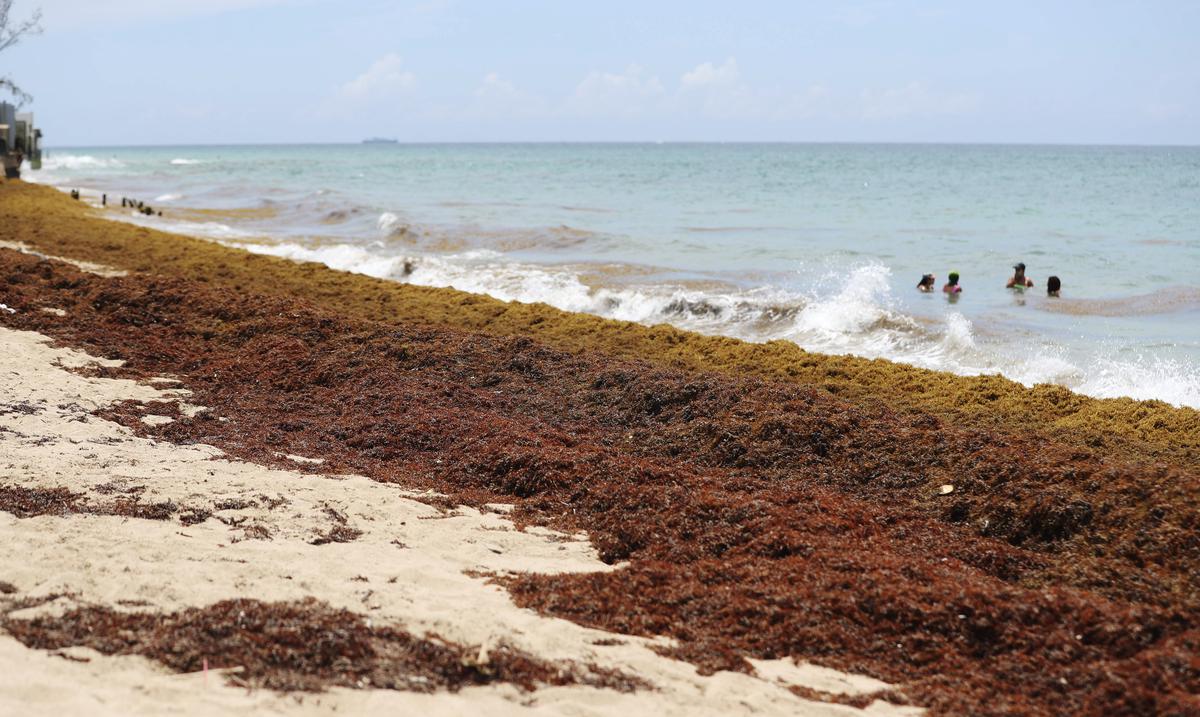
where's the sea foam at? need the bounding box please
[206,237,1200,409]
[39,155,124,170]
[31,143,1200,409]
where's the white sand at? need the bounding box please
[0,326,922,716]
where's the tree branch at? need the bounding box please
[0,6,42,53]
[0,1,42,104]
[0,76,32,106]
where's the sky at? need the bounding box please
[4,0,1199,146]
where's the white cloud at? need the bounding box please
[568,65,664,116]
[673,58,761,118]
[680,58,740,90]
[315,51,983,136]
[453,57,982,133]
[339,53,416,101]
[475,72,519,101]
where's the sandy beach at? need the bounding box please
[2,323,916,717]
[2,181,1198,715]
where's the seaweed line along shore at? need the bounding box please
[1,180,1198,715]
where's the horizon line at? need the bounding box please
[44,139,1200,150]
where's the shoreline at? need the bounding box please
[0,324,887,716]
[2,179,1199,715]
[30,150,1200,411]
[3,181,1196,463]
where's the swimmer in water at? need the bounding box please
[1007,262,1034,289]
[943,272,962,294]
[917,274,936,292]
[1047,275,1061,297]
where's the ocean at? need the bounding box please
[28,143,1200,408]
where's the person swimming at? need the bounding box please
[1047,275,1061,297]
[943,271,962,294]
[1007,262,1034,289]
[917,274,936,292]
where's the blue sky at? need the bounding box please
[6,0,1199,146]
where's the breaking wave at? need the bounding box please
[219,243,1200,408]
[1075,352,1200,406]
[113,213,257,241]
[377,212,415,239]
[788,265,918,354]
[27,163,1199,410]
[38,155,125,170]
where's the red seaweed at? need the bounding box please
[2,598,647,693]
[2,249,1198,715]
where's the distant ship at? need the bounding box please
[362,138,399,144]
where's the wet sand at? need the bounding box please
[1035,287,1200,317]
[1,180,1198,715]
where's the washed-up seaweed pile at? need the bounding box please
[1,181,1196,466]
[0,484,183,522]
[2,597,642,693]
[2,250,1197,715]
[0,483,279,532]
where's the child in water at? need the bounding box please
[943,272,962,294]
[1047,275,1061,297]
[1007,262,1034,289]
[917,274,936,292]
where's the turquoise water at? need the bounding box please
[31,143,1200,407]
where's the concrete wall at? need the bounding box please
[16,114,37,154]
[0,103,16,153]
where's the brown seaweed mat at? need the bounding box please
[2,597,643,693]
[0,484,196,523]
[2,249,1197,715]
[1,181,1196,467]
